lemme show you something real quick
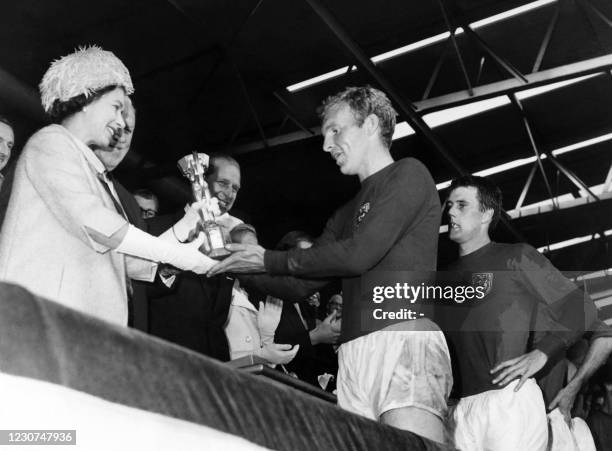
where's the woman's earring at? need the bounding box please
[82,106,88,113]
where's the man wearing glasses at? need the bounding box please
[133,189,159,219]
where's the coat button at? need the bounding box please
[245,336,252,343]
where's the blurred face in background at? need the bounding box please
[0,121,15,172]
[327,294,343,318]
[134,195,158,219]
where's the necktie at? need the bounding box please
[97,171,133,299]
[97,171,128,220]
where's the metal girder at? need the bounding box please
[508,190,612,220]
[227,113,250,149]
[232,55,612,154]
[545,153,601,201]
[576,0,606,53]
[277,115,290,135]
[515,162,538,210]
[422,42,450,100]
[233,62,269,149]
[510,94,558,208]
[475,56,486,85]
[604,163,612,192]
[304,0,468,176]
[418,54,612,113]
[272,91,316,136]
[582,0,612,28]
[461,25,527,83]
[533,3,561,72]
[167,0,265,108]
[231,128,319,155]
[437,0,473,95]
[188,48,226,109]
[302,0,527,242]
[135,47,220,82]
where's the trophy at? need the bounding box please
[177,151,230,259]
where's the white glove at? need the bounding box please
[256,343,299,365]
[258,297,283,345]
[116,225,215,274]
[159,198,221,244]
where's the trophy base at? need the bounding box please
[207,247,231,260]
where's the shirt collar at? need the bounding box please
[53,124,106,175]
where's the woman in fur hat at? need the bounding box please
[0,46,214,325]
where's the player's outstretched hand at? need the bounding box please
[207,243,266,276]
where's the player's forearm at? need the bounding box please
[568,336,612,386]
[238,274,327,302]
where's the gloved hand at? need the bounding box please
[160,198,221,244]
[116,225,215,274]
[258,297,283,345]
[256,343,299,365]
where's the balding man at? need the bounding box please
[0,115,15,192]
[148,154,243,360]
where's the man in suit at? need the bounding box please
[147,154,243,360]
[133,188,159,219]
[0,115,15,193]
[92,97,151,330]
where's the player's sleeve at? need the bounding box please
[519,244,598,358]
[265,159,438,278]
[237,274,330,302]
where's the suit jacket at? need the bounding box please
[114,180,150,332]
[146,212,234,361]
[274,301,318,385]
[273,300,339,386]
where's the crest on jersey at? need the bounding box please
[355,202,370,229]
[472,272,493,296]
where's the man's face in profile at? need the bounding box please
[94,99,135,172]
[0,122,14,172]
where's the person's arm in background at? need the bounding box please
[490,244,599,391]
[549,322,612,423]
[520,245,598,360]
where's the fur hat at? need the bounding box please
[39,45,134,113]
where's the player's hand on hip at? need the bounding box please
[549,380,581,426]
[490,349,548,391]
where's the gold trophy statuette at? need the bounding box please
[177,151,230,259]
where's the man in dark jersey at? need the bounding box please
[441,175,598,450]
[208,86,452,445]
